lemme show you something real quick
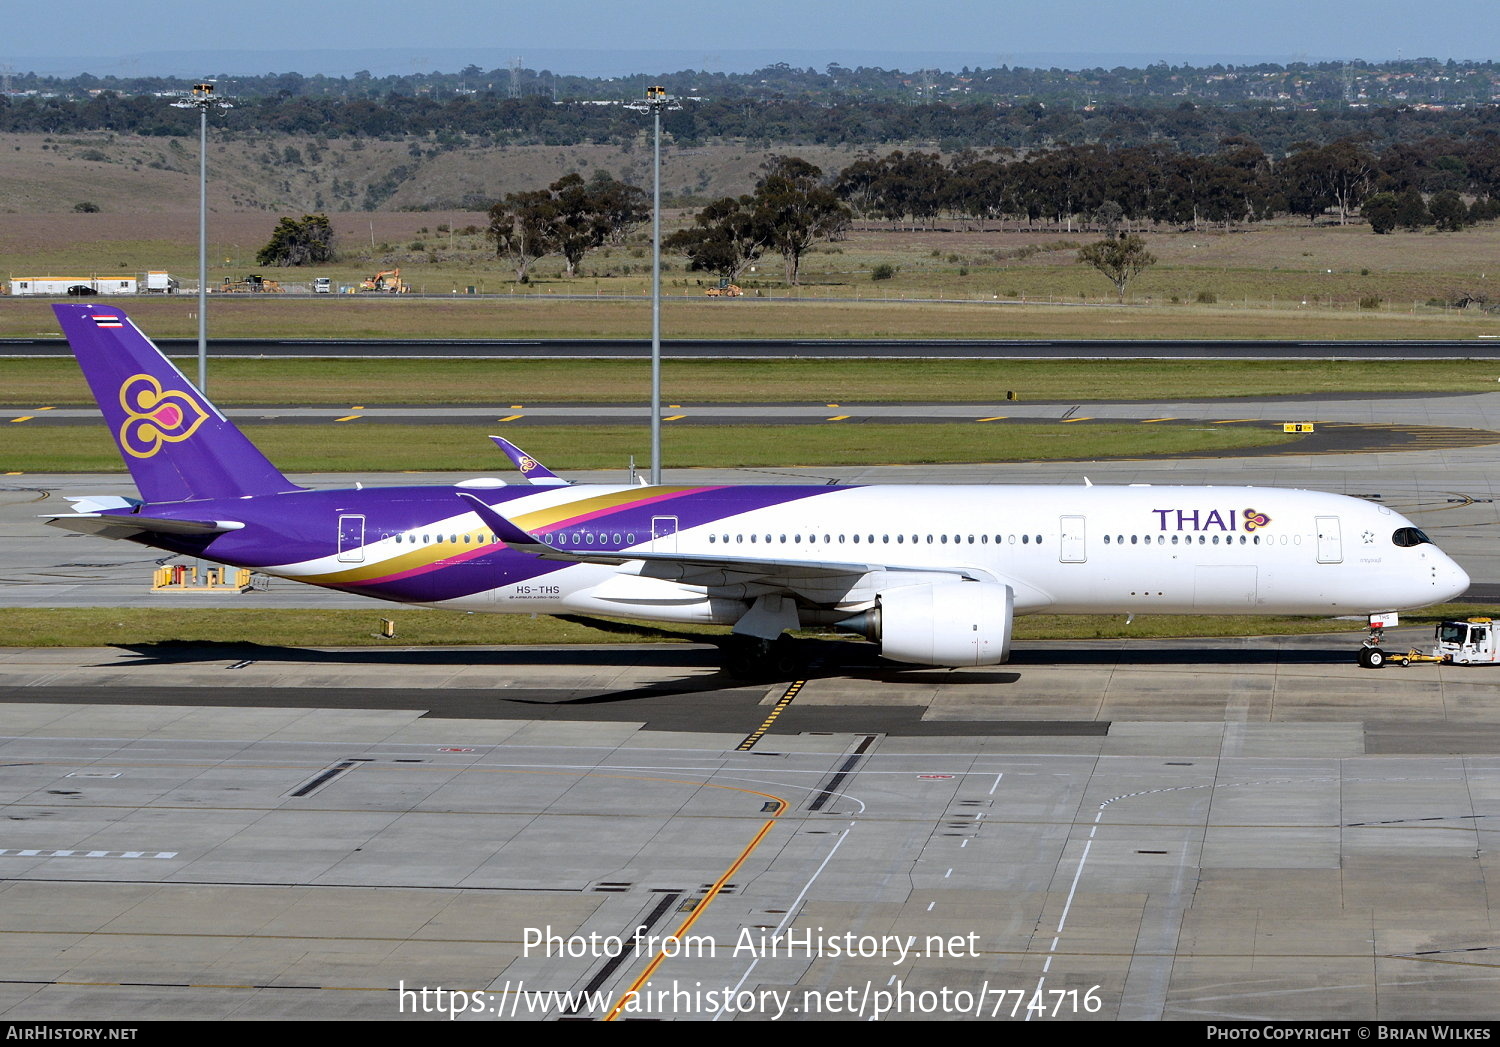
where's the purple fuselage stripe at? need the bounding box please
[121,484,844,603]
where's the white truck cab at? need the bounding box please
[1436,618,1499,664]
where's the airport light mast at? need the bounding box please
[172,82,231,394]
[625,85,680,486]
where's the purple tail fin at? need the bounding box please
[54,304,302,503]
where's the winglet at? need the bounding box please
[488,436,568,485]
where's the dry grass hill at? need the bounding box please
[0,131,871,215]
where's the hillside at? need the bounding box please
[3,127,1500,342]
[0,132,872,215]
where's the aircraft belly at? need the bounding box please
[561,577,741,624]
[1193,565,1259,611]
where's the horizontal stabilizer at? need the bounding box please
[44,512,245,540]
[63,495,142,513]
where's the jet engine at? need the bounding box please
[839,580,1014,666]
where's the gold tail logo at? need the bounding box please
[118,374,209,458]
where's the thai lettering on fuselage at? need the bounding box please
[1149,508,1273,533]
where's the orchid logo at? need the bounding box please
[1243,508,1272,532]
[517,456,538,473]
[117,374,209,458]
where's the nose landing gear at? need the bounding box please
[1356,616,1389,669]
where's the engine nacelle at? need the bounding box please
[841,581,1014,666]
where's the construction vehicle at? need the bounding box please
[218,275,284,294]
[360,268,407,293]
[705,280,743,298]
[1364,616,1500,668]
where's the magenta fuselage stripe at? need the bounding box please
[337,541,499,587]
[534,486,724,533]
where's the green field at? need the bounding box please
[0,421,1298,473]
[0,605,1486,649]
[4,294,1499,343]
[5,356,1500,409]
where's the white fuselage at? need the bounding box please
[269,483,1468,625]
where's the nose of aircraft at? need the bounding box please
[1436,552,1471,604]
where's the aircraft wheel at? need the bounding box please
[1366,648,1386,669]
[724,635,806,678]
[770,635,807,676]
[723,635,775,678]
[1357,647,1373,668]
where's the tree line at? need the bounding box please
[827,138,1500,233]
[11,57,1500,108]
[258,135,1500,276]
[8,89,1500,159]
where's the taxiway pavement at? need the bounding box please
[4,632,1500,1021]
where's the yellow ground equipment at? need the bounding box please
[218,274,284,293]
[152,565,254,591]
[360,268,407,293]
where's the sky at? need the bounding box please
[7,0,1498,77]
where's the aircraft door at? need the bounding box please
[651,515,679,553]
[1315,516,1342,564]
[337,514,366,563]
[1059,515,1086,563]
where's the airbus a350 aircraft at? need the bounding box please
[46,303,1469,671]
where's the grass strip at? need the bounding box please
[4,296,1499,342]
[0,422,1297,472]
[4,357,1498,407]
[1,605,1487,649]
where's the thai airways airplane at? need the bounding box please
[46,304,1469,672]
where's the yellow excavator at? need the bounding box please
[360,268,407,293]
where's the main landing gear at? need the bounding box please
[724,594,807,678]
[722,634,808,679]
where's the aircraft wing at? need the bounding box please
[456,492,984,583]
[43,512,245,541]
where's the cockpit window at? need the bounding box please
[1392,527,1432,548]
